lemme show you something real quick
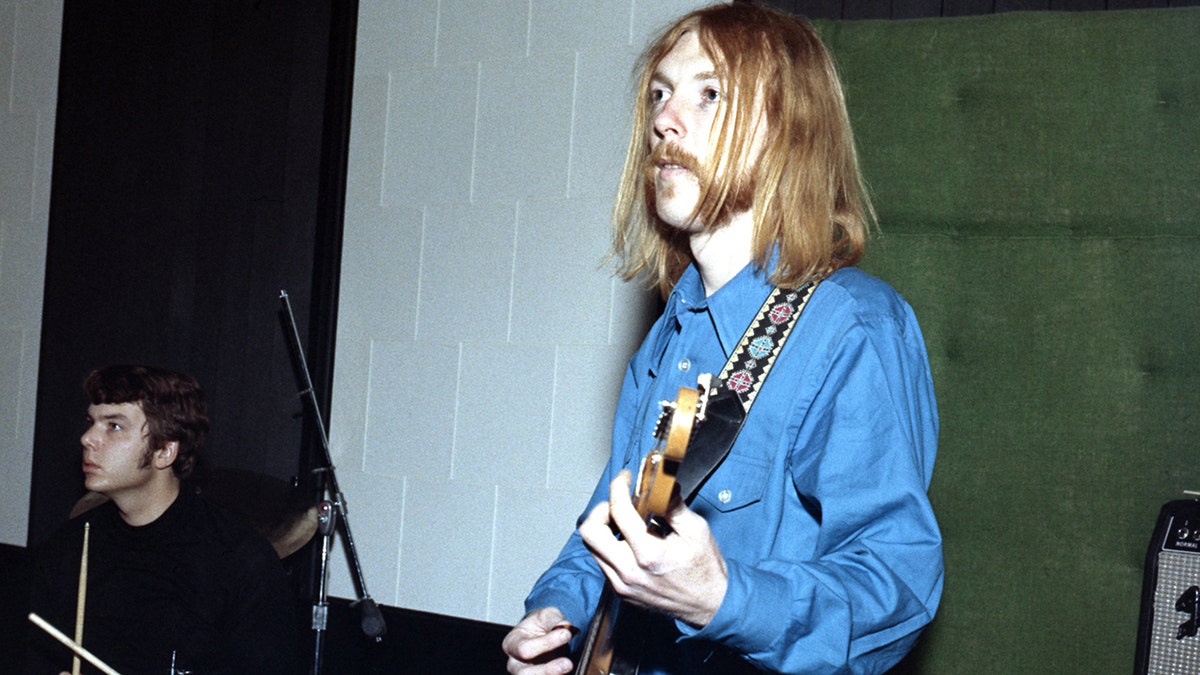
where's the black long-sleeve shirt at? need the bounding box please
[27,487,301,674]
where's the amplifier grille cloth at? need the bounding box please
[1147,550,1200,675]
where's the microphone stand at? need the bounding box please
[279,290,386,675]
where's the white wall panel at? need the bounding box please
[355,0,438,72]
[491,485,592,622]
[0,111,37,222]
[473,54,576,200]
[436,0,529,65]
[547,343,631,493]
[416,201,517,342]
[453,342,556,486]
[381,64,478,205]
[569,46,643,198]
[529,0,633,54]
[510,197,616,345]
[396,478,496,618]
[345,71,390,210]
[0,0,60,547]
[364,339,459,479]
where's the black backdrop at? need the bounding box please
[27,0,357,556]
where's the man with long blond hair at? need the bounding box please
[504,4,942,674]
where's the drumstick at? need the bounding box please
[27,612,123,675]
[73,522,90,675]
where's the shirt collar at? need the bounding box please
[665,257,776,357]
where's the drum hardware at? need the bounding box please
[280,290,386,675]
[169,649,192,675]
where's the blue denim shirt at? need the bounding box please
[526,262,943,674]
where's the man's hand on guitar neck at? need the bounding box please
[502,606,575,674]
[579,469,728,629]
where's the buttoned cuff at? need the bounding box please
[676,558,792,655]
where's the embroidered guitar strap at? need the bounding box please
[677,280,821,502]
[719,281,820,411]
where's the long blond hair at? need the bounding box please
[612,3,875,297]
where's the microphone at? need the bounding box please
[357,596,386,639]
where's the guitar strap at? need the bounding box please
[676,280,821,502]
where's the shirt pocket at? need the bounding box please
[693,452,771,513]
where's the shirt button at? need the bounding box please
[718,489,732,504]
[678,358,691,372]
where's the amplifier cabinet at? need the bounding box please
[1136,499,1200,675]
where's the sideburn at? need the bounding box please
[642,148,756,232]
[692,165,756,233]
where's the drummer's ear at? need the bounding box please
[151,441,179,470]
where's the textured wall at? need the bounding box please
[0,0,61,547]
[330,0,711,624]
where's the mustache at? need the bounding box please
[644,144,702,179]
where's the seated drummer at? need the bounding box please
[26,365,301,674]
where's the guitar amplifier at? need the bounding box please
[1135,499,1200,675]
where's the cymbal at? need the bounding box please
[264,504,319,558]
[69,490,110,519]
[197,467,320,559]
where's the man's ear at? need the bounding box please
[152,440,179,470]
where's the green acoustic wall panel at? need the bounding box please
[823,8,1199,236]
[815,8,1200,673]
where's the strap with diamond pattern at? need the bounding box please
[717,280,819,412]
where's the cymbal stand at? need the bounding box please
[279,291,386,675]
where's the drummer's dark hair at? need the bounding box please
[83,365,210,479]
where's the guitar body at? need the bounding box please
[574,383,708,675]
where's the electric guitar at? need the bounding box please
[574,375,713,675]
